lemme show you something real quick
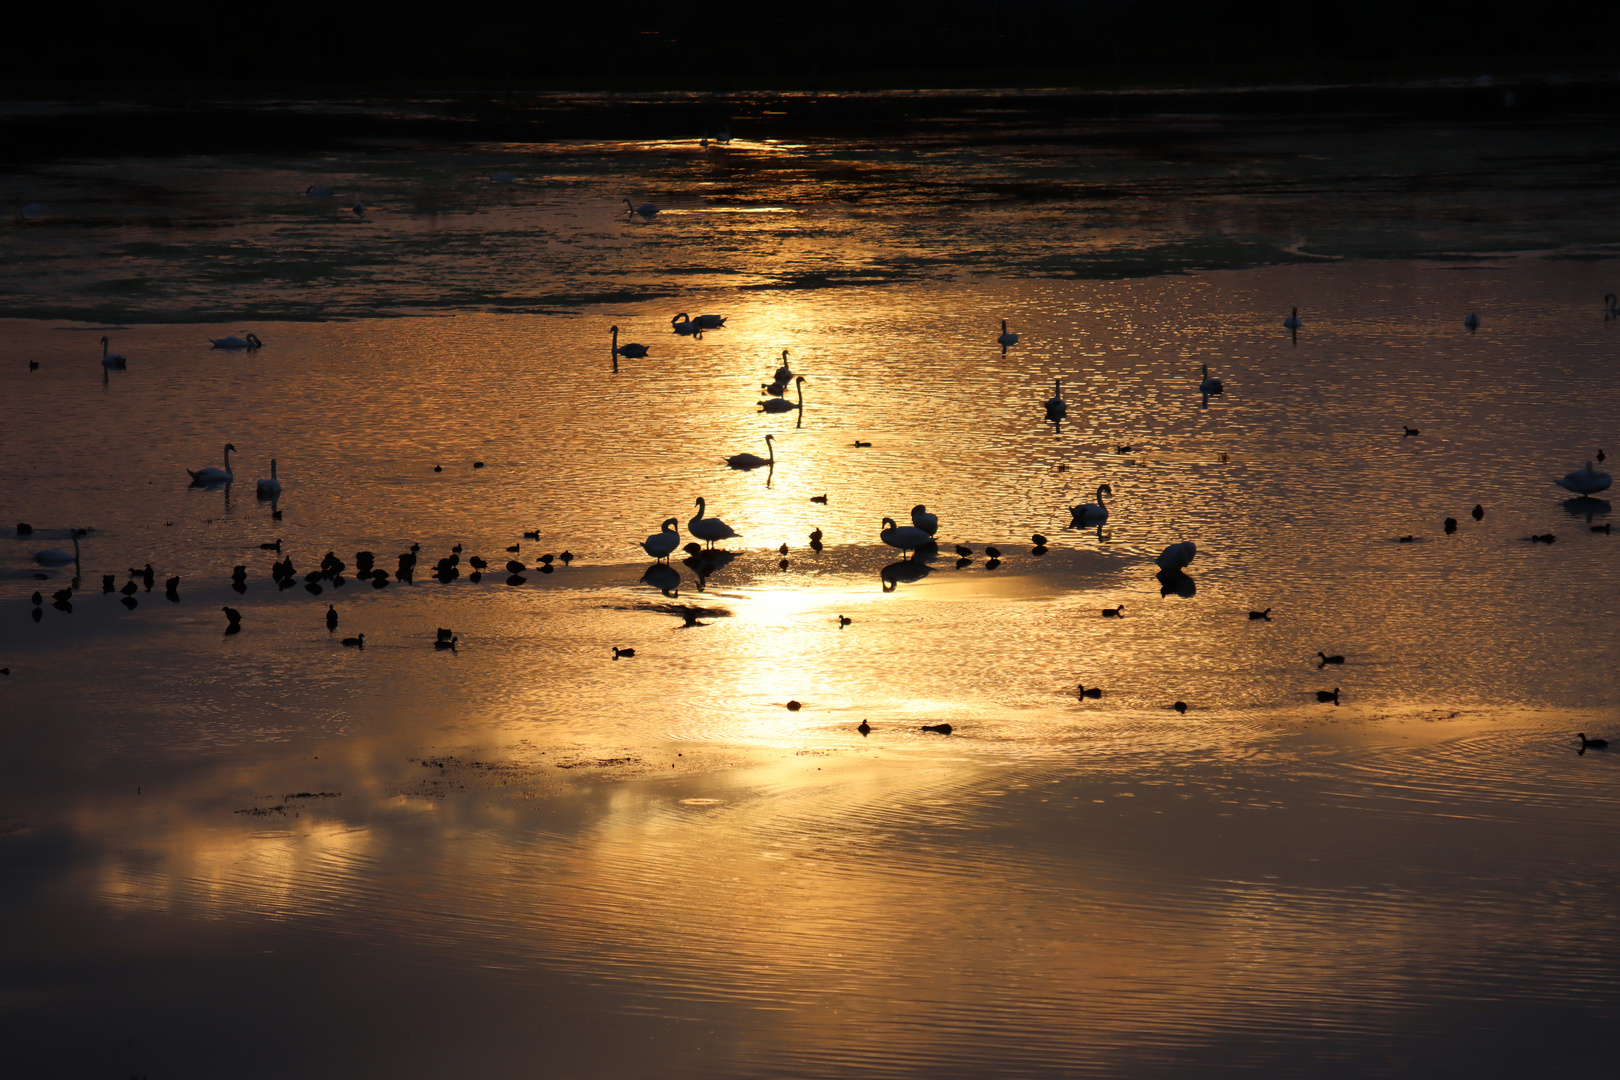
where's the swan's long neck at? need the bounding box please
[1002,320,1007,332]
[694,499,706,521]
[270,459,278,479]
[766,438,774,462]
[1096,486,1107,504]
[223,446,233,471]
[101,338,108,358]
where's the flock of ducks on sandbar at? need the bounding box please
[17,300,1617,753]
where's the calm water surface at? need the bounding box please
[1,107,1618,1078]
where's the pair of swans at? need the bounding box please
[99,336,126,369]
[209,332,263,350]
[1070,484,1112,526]
[671,312,726,335]
[610,325,651,360]
[759,376,805,413]
[689,497,739,548]
[1557,462,1612,496]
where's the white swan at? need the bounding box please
[256,459,282,498]
[671,313,701,335]
[910,504,938,536]
[689,497,739,548]
[210,332,263,350]
[611,325,650,359]
[34,532,80,566]
[1199,364,1223,396]
[1045,378,1067,422]
[1283,307,1302,331]
[1556,462,1612,496]
[693,314,727,329]
[726,434,775,470]
[187,443,236,485]
[626,199,659,218]
[772,349,793,383]
[99,336,126,369]
[758,376,805,413]
[881,516,934,557]
[642,518,681,561]
[1070,483,1113,525]
[1464,312,1481,332]
[1155,541,1197,571]
[998,320,1019,348]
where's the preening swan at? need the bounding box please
[998,320,1019,348]
[758,376,805,413]
[1155,541,1197,571]
[1070,483,1112,525]
[1283,307,1302,331]
[187,443,237,485]
[210,333,263,350]
[99,336,126,369]
[610,325,650,359]
[256,459,282,498]
[671,313,702,335]
[693,314,727,329]
[881,517,934,557]
[626,199,659,218]
[910,505,939,536]
[1045,378,1067,422]
[641,518,681,562]
[689,497,740,548]
[1464,312,1480,332]
[773,350,794,383]
[1556,462,1612,496]
[726,434,775,470]
[1199,365,1223,396]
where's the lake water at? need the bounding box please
[1,93,1618,1078]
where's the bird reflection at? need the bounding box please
[640,562,681,597]
[1562,497,1611,523]
[880,560,932,592]
[645,602,731,628]
[1157,568,1196,597]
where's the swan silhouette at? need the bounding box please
[256,459,282,498]
[726,434,775,470]
[1199,365,1223,396]
[689,497,739,548]
[626,199,659,218]
[693,314,727,329]
[1283,307,1302,331]
[1555,462,1611,496]
[187,443,236,485]
[998,320,1019,348]
[772,350,794,383]
[99,336,126,369]
[1070,483,1112,526]
[1044,378,1067,423]
[306,185,334,198]
[881,516,933,557]
[910,505,939,536]
[210,333,263,350]
[611,325,650,360]
[759,376,805,413]
[1464,312,1480,332]
[671,313,701,335]
[1155,541,1197,571]
[33,531,81,566]
[642,518,681,562]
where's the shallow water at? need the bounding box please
[1,103,1618,1078]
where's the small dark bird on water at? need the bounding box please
[837,615,852,627]
[1578,733,1608,749]
[1031,533,1048,547]
[612,647,635,659]
[857,719,870,735]
[326,605,338,631]
[1078,684,1102,699]
[260,539,282,551]
[1472,504,1484,521]
[222,606,241,628]
[53,588,73,603]
[1102,605,1124,618]
[921,723,952,734]
[1116,444,1133,453]
[985,546,1001,559]
[539,553,555,565]
[854,440,872,448]
[102,575,115,593]
[1173,701,1188,714]
[560,551,574,566]
[31,591,42,606]
[434,635,458,651]
[469,555,487,569]
[473,461,485,469]
[28,361,38,370]
[1593,524,1612,534]
[786,700,802,711]
[436,628,453,642]
[506,544,519,553]
[1597,449,1605,463]
[1527,533,1556,544]
[342,634,365,648]
[433,465,442,472]
[164,576,179,592]
[1399,535,1415,543]
[523,530,540,540]
[16,523,33,535]
[1318,652,1345,666]
[1403,426,1419,437]
[810,494,828,504]
[809,528,823,544]
[120,581,138,597]
[955,544,973,557]
[779,543,789,556]
[1248,608,1271,621]
[1316,688,1341,704]
[1444,517,1457,534]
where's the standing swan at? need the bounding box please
[910,505,939,536]
[689,497,740,548]
[1045,378,1067,423]
[209,333,263,350]
[1070,483,1112,525]
[998,320,1019,349]
[758,376,805,413]
[256,460,282,498]
[1199,364,1223,396]
[641,518,681,562]
[880,516,934,557]
[726,434,775,470]
[187,443,237,485]
[611,325,650,360]
[99,336,126,369]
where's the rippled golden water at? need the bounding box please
[2,199,1619,1074]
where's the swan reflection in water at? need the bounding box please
[1562,496,1611,523]
[640,562,682,597]
[644,601,732,628]
[881,559,932,592]
[1157,568,1197,598]
[680,547,736,591]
